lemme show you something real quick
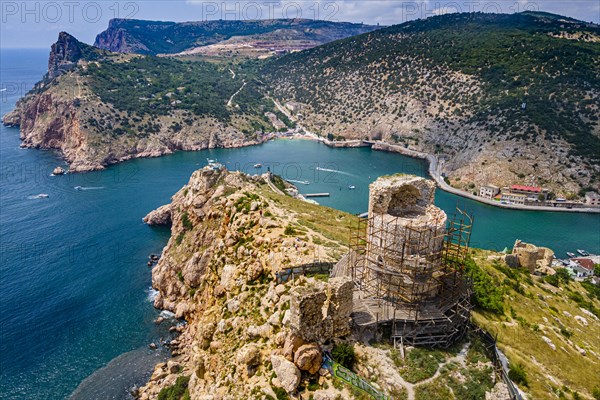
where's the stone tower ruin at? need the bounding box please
[333,174,473,347]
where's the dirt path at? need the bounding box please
[227,81,246,107]
[361,342,471,400]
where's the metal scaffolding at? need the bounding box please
[346,208,474,347]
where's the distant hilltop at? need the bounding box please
[93,18,381,55]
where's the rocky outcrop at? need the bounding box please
[48,32,87,79]
[136,167,353,399]
[143,204,172,226]
[93,19,151,54]
[52,166,66,175]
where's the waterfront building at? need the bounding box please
[501,192,527,205]
[479,184,500,199]
[568,258,595,278]
[510,185,549,200]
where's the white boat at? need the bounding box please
[348,185,356,190]
[254,163,262,168]
[207,158,223,170]
[566,252,576,258]
[577,249,589,256]
[38,193,49,198]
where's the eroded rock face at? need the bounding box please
[271,354,301,393]
[48,32,85,79]
[136,168,350,399]
[143,204,172,226]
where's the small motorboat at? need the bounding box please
[254,163,262,168]
[37,193,49,198]
[577,249,589,256]
[566,252,576,258]
[348,185,356,190]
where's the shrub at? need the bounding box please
[394,347,446,383]
[181,211,194,230]
[508,363,529,387]
[331,342,356,369]
[271,386,289,400]
[158,375,190,400]
[592,386,600,400]
[465,258,504,314]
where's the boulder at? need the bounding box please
[237,344,261,367]
[283,333,305,361]
[166,361,181,374]
[271,354,301,393]
[52,166,65,175]
[294,343,322,374]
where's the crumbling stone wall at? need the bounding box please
[509,240,555,273]
[289,277,353,342]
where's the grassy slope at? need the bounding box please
[470,249,600,399]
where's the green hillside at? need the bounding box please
[263,12,600,189]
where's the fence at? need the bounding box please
[470,324,523,400]
[275,261,335,284]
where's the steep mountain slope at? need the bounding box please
[94,18,380,55]
[264,12,600,195]
[2,32,281,171]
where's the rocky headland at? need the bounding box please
[2,33,273,172]
[136,167,600,399]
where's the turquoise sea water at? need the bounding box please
[1,49,598,399]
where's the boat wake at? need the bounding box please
[315,166,355,177]
[287,179,310,185]
[74,186,105,191]
[0,88,6,92]
[27,194,49,199]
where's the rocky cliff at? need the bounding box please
[139,167,361,399]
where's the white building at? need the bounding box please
[479,184,500,199]
[501,192,527,205]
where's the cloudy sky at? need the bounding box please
[1,0,599,48]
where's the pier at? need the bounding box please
[305,193,330,198]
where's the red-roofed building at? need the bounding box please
[510,185,549,200]
[572,258,595,271]
[568,258,595,278]
[511,185,541,193]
